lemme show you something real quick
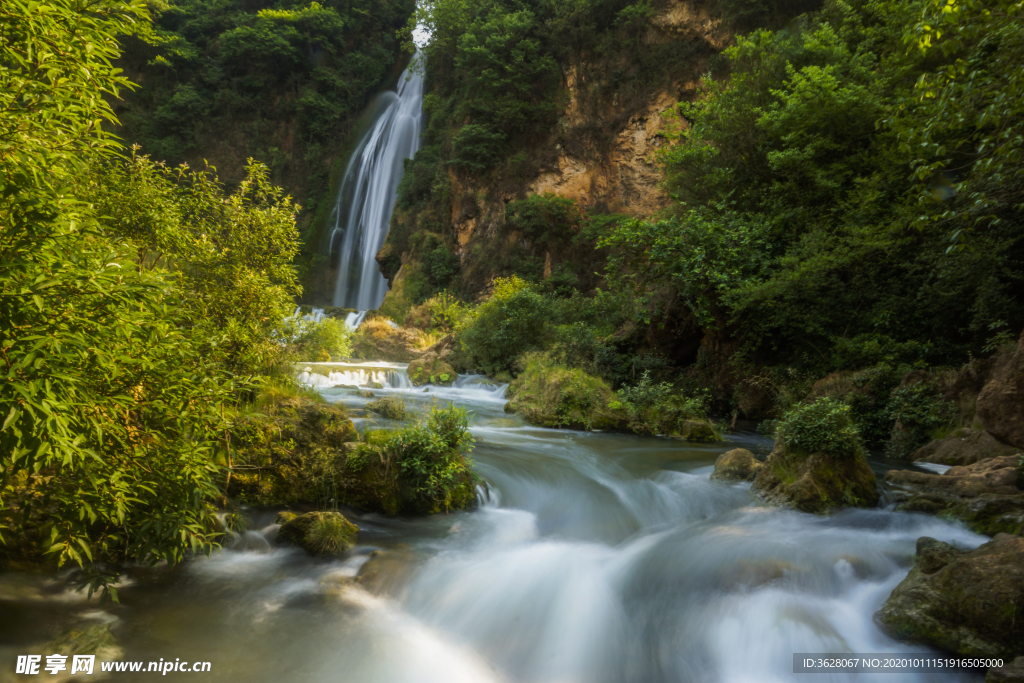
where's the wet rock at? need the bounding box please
[988,657,1024,682]
[876,534,1024,658]
[407,355,456,387]
[886,456,1024,536]
[911,428,1018,466]
[355,547,420,595]
[888,456,1022,497]
[711,448,762,482]
[752,442,879,514]
[978,332,1024,449]
[358,390,375,398]
[366,396,406,420]
[276,511,358,558]
[678,418,720,442]
[367,381,384,389]
[274,511,298,525]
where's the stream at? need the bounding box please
[0,362,988,682]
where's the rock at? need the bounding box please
[678,418,720,442]
[358,390,375,398]
[911,428,1018,465]
[876,534,1024,658]
[887,456,1022,498]
[711,448,762,482]
[886,456,1024,535]
[367,381,384,389]
[276,511,358,558]
[977,331,1024,449]
[349,317,424,362]
[408,355,457,386]
[752,442,879,514]
[366,396,406,420]
[355,547,420,595]
[988,657,1024,682]
[274,511,298,525]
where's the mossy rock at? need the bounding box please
[408,356,456,386]
[505,354,627,431]
[367,396,406,420]
[277,511,358,557]
[711,448,762,482]
[752,442,879,513]
[349,318,423,362]
[678,419,721,442]
[876,534,1024,658]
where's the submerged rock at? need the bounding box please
[711,448,762,482]
[911,428,1018,466]
[886,456,1024,536]
[988,657,1024,682]
[752,442,879,514]
[277,511,358,558]
[876,534,1024,658]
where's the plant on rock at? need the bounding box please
[775,398,863,458]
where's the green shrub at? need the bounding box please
[776,398,863,458]
[291,317,352,361]
[884,382,955,459]
[617,371,710,435]
[505,353,626,431]
[386,405,476,513]
[456,276,553,375]
[305,513,357,557]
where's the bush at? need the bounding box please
[885,381,955,459]
[385,405,476,513]
[616,372,710,436]
[506,353,626,430]
[776,398,863,458]
[291,317,352,361]
[456,276,552,375]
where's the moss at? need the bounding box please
[407,355,456,386]
[753,442,880,514]
[366,396,406,420]
[505,353,627,431]
[679,419,721,442]
[277,511,358,557]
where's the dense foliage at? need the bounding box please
[776,399,864,458]
[603,0,1024,373]
[0,0,308,594]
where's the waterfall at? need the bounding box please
[329,52,425,311]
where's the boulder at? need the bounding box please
[276,511,358,558]
[977,332,1024,449]
[988,657,1024,682]
[876,534,1024,658]
[752,442,879,514]
[678,419,720,442]
[366,396,406,420]
[886,456,1024,536]
[911,428,1018,466]
[711,448,762,482]
[407,355,456,387]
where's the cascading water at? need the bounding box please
[329,52,425,312]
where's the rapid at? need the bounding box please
[1,363,986,682]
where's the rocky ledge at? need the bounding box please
[886,455,1024,536]
[876,534,1024,659]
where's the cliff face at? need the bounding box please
[379,0,730,316]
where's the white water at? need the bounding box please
[3,370,988,682]
[330,53,424,311]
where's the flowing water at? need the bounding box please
[329,53,424,311]
[0,364,988,682]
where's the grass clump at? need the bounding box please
[506,353,626,430]
[306,514,358,557]
[776,398,863,458]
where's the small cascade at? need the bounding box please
[297,362,412,389]
[329,52,425,313]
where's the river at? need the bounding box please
[0,363,987,682]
